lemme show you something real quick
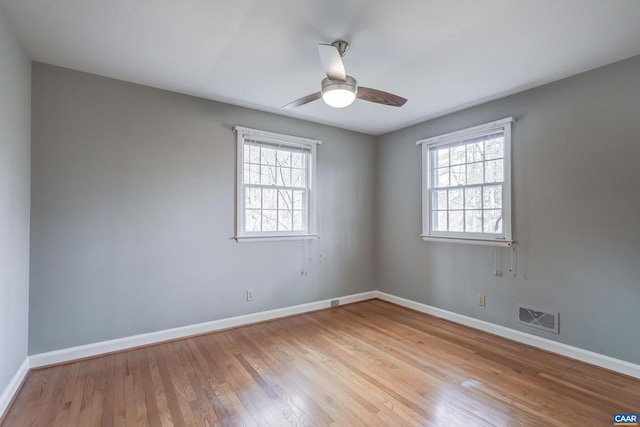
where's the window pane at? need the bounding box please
[277,167,291,186]
[293,191,304,210]
[291,168,304,188]
[278,209,292,231]
[486,138,504,160]
[263,210,277,231]
[450,165,466,186]
[436,148,449,167]
[433,211,447,231]
[467,142,484,163]
[465,210,483,233]
[245,209,261,232]
[276,150,291,167]
[293,210,305,231]
[260,147,276,165]
[467,161,483,185]
[435,168,449,188]
[433,190,447,210]
[246,187,261,209]
[485,159,503,183]
[448,189,463,210]
[483,209,503,234]
[450,145,466,165]
[278,190,293,210]
[449,211,464,232]
[243,164,250,184]
[246,145,260,163]
[245,164,260,185]
[465,187,482,210]
[291,152,305,168]
[483,185,502,209]
[260,166,277,185]
[263,189,277,209]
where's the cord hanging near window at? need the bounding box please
[508,243,517,277]
[485,243,518,276]
[488,246,499,276]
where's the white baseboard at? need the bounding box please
[26,289,640,380]
[0,357,30,420]
[375,291,640,379]
[29,291,376,369]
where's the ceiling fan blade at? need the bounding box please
[357,87,407,107]
[282,92,322,110]
[318,44,346,81]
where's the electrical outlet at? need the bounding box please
[478,294,486,306]
[246,290,254,301]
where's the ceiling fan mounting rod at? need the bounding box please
[331,40,350,57]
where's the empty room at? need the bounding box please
[1,1,639,426]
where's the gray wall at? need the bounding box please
[30,63,376,354]
[0,9,30,394]
[28,55,640,365]
[376,55,640,364]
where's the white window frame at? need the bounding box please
[417,117,515,247]
[234,126,320,243]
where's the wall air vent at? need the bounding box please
[517,304,559,334]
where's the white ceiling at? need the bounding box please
[2,0,640,135]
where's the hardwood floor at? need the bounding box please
[2,299,639,426]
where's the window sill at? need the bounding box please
[421,235,513,247]
[235,234,319,243]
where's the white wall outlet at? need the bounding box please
[246,290,254,301]
[478,294,486,306]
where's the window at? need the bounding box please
[418,118,514,246]
[234,126,320,242]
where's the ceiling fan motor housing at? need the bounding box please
[321,76,357,93]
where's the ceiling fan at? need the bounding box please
[283,40,407,110]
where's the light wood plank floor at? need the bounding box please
[2,299,639,426]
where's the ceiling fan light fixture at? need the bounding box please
[321,76,357,108]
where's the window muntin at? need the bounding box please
[235,127,319,241]
[419,118,513,245]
